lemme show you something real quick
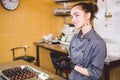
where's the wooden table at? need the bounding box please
[33,42,120,80]
[0,60,65,80]
[33,42,68,66]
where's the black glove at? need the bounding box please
[54,56,70,69]
[53,56,76,70]
[70,62,76,70]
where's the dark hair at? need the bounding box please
[72,2,98,21]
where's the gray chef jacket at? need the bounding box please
[68,29,107,80]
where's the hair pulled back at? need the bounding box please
[72,2,98,21]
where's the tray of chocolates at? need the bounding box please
[0,65,50,80]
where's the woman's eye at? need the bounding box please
[75,14,79,17]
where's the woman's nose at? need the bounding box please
[71,18,75,24]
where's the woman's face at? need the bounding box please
[70,6,89,29]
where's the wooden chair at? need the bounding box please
[10,46,35,63]
[50,51,71,79]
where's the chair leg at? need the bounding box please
[65,73,69,79]
[55,69,58,74]
[58,70,69,79]
[59,70,63,77]
[54,68,63,77]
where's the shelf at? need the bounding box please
[53,0,97,23]
[54,0,97,3]
[54,0,82,2]
[54,8,71,16]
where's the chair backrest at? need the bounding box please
[10,46,29,60]
[50,51,71,79]
[50,51,69,69]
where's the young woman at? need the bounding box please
[68,2,107,80]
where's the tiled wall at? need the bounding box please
[95,0,120,57]
[0,0,71,64]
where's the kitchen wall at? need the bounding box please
[95,0,120,57]
[0,0,71,64]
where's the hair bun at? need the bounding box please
[88,2,98,14]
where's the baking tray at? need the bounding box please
[0,76,6,80]
[0,65,51,80]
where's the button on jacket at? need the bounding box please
[68,29,107,80]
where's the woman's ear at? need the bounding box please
[85,12,91,20]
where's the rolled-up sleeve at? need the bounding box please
[87,41,107,79]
